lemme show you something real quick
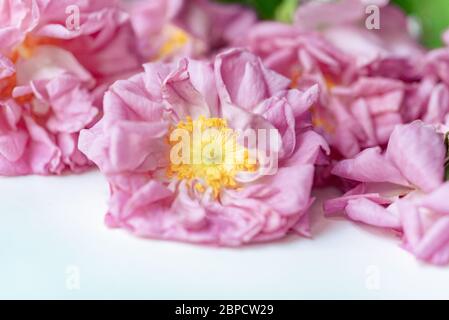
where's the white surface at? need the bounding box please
[1,171,448,300]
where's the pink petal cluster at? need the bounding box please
[294,0,423,79]
[324,121,449,264]
[235,0,449,261]
[399,184,449,265]
[404,45,449,126]
[0,0,141,175]
[3,0,449,262]
[126,0,256,61]
[243,0,424,158]
[79,49,329,246]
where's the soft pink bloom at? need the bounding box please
[0,0,141,175]
[244,22,353,84]
[126,0,256,61]
[326,77,405,157]
[79,49,329,246]
[403,43,449,125]
[244,21,412,158]
[243,22,353,153]
[294,0,424,80]
[294,0,390,32]
[324,121,448,264]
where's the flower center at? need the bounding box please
[1,36,57,102]
[10,36,58,62]
[167,116,258,198]
[156,25,190,60]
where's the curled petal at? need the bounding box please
[332,147,408,186]
[386,121,445,193]
[345,198,401,229]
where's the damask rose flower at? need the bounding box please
[0,0,141,175]
[403,40,449,125]
[294,0,424,80]
[243,22,353,146]
[126,0,256,61]
[244,22,353,86]
[326,77,405,157]
[244,21,409,158]
[324,121,449,264]
[79,49,329,246]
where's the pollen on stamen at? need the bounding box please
[167,116,258,198]
[156,25,190,60]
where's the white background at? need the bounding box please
[1,171,448,299]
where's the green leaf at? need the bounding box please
[218,0,449,47]
[393,0,449,48]
[274,0,299,23]
[217,0,284,20]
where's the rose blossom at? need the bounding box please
[79,49,329,246]
[403,35,449,126]
[294,0,424,80]
[241,0,428,160]
[244,19,412,158]
[126,0,256,61]
[0,0,141,175]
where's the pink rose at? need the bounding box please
[79,49,329,246]
[0,0,141,175]
[126,0,256,61]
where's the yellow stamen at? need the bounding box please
[156,25,190,60]
[167,116,258,198]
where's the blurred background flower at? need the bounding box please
[218,0,449,48]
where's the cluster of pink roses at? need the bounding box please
[2,0,449,265]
